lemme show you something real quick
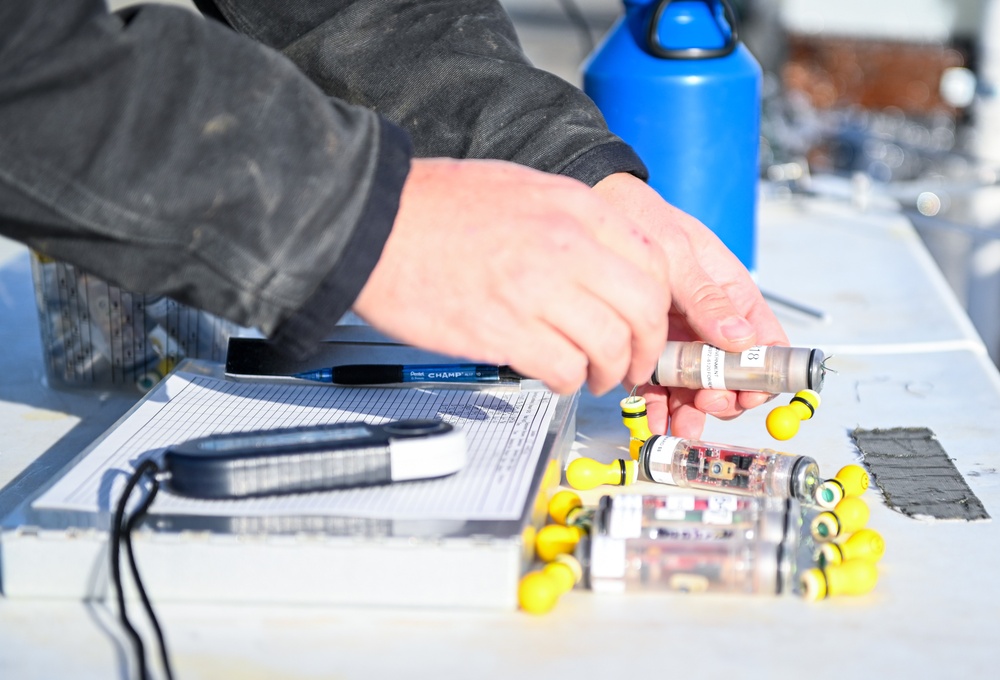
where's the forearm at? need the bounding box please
[198,0,647,185]
[0,0,412,356]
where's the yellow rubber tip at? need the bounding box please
[826,559,879,598]
[625,417,654,439]
[792,389,821,416]
[821,528,886,567]
[768,389,821,440]
[621,395,654,455]
[157,358,178,375]
[766,405,801,441]
[788,401,813,421]
[628,439,643,461]
[535,524,583,563]
[835,464,870,497]
[519,571,561,615]
[840,528,886,564]
[544,554,583,593]
[802,559,879,600]
[565,457,637,491]
[548,490,583,526]
[833,496,870,536]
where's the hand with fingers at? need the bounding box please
[592,172,790,439]
[352,158,671,396]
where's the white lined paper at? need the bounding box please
[33,372,558,521]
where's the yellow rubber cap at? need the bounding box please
[801,560,878,600]
[548,490,583,526]
[819,528,886,567]
[766,405,800,441]
[811,497,870,541]
[835,464,870,497]
[825,559,879,598]
[518,555,583,615]
[833,496,870,536]
[519,571,561,614]
[842,528,886,563]
[566,457,637,491]
[767,389,821,440]
[816,464,870,508]
[535,524,583,563]
[545,554,583,593]
[621,396,654,460]
[791,389,821,418]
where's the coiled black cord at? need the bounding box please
[111,459,174,680]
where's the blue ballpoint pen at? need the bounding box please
[293,364,524,385]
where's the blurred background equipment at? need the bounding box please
[749,0,1000,366]
[505,0,1000,365]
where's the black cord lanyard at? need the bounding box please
[111,459,175,680]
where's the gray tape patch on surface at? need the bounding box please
[851,427,991,522]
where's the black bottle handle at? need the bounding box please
[645,0,740,60]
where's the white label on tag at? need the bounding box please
[740,346,767,368]
[609,495,643,538]
[702,509,734,525]
[700,345,726,390]
[708,496,739,511]
[667,495,697,511]
[645,436,681,485]
[703,496,737,524]
[654,508,688,521]
[590,535,627,579]
[649,467,675,486]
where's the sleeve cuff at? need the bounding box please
[558,141,650,187]
[269,117,413,359]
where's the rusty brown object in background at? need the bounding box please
[782,34,966,115]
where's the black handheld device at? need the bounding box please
[162,419,467,500]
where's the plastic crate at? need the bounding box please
[30,253,237,393]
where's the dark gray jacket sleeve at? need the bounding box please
[0,0,412,357]
[197,0,648,186]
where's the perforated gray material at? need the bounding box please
[851,427,990,522]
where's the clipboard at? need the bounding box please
[0,346,577,609]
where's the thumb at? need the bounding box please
[672,266,756,351]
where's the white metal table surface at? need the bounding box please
[2,192,998,679]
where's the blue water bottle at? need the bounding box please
[584,0,762,273]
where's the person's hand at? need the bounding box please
[593,172,789,438]
[352,158,672,395]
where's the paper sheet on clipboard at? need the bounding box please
[32,371,559,521]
